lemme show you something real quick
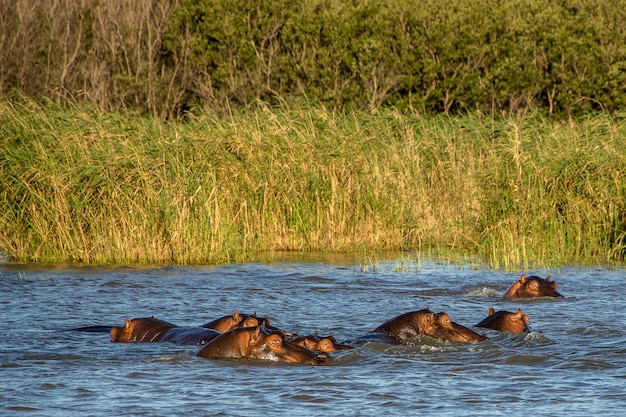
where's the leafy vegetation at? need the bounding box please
[1,1,625,266]
[1,0,625,118]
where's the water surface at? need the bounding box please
[1,256,625,416]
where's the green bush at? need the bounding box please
[1,0,626,117]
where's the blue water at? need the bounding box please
[1,256,625,416]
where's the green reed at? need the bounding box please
[1,99,624,267]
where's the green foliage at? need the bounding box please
[2,0,626,117]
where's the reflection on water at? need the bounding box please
[1,255,626,416]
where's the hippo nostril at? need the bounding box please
[314,353,331,366]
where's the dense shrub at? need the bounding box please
[1,0,625,118]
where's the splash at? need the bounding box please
[465,287,502,297]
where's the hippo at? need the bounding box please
[67,325,113,333]
[110,317,220,345]
[502,274,563,300]
[201,311,265,332]
[158,326,222,345]
[368,309,487,345]
[430,311,489,344]
[371,308,438,344]
[196,326,331,365]
[290,333,353,353]
[476,307,530,333]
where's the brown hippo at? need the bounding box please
[200,311,261,332]
[476,307,530,333]
[202,311,293,338]
[110,317,220,345]
[290,333,353,353]
[371,308,438,343]
[502,274,563,300]
[196,326,330,365]
[431,311,489,344]
[368,309,487,345]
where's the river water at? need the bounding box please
[1,255,625,416]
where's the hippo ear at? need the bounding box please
[232,311,240,321]
[303,338,315,350]
[124,319,131,329]
[519,274,527,283]
[488,307,495,316]
[243,326,259,346]
[515,309,523,318]
[546,275,552,281]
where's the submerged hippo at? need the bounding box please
[67,325,114,333]
[201,311,272,333]
[502,274,563,300]
[290,333,353,353]
[110,317,220,345]
[369,309,487,345]
[476,307,530,333]
[431,311,489,344]
[196,326,330,365]
[371,309,437,343]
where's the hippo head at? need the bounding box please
[110,316,176,343]
[373,309,437,342]
[431,311,489,344]
[433,312,453,330]
[197,326,330,365]
[476,307,530,333]
[502,274,564,300]
[201,310,260,332]
[252,329,331,365]
[292,334,353,353]
[317,335,353,352]
[110,319,135,343]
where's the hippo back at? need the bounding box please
[372,309,436,343]
[110,317,177,343]
[159,327,221,345]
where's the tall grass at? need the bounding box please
[0,98,624,267]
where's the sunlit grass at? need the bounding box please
[1,98,624,267]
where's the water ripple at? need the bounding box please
[1,260,625,416]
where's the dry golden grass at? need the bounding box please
[1,99,625,267]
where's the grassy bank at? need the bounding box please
[0,99,625,267]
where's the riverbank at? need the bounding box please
[1,99,624,267]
